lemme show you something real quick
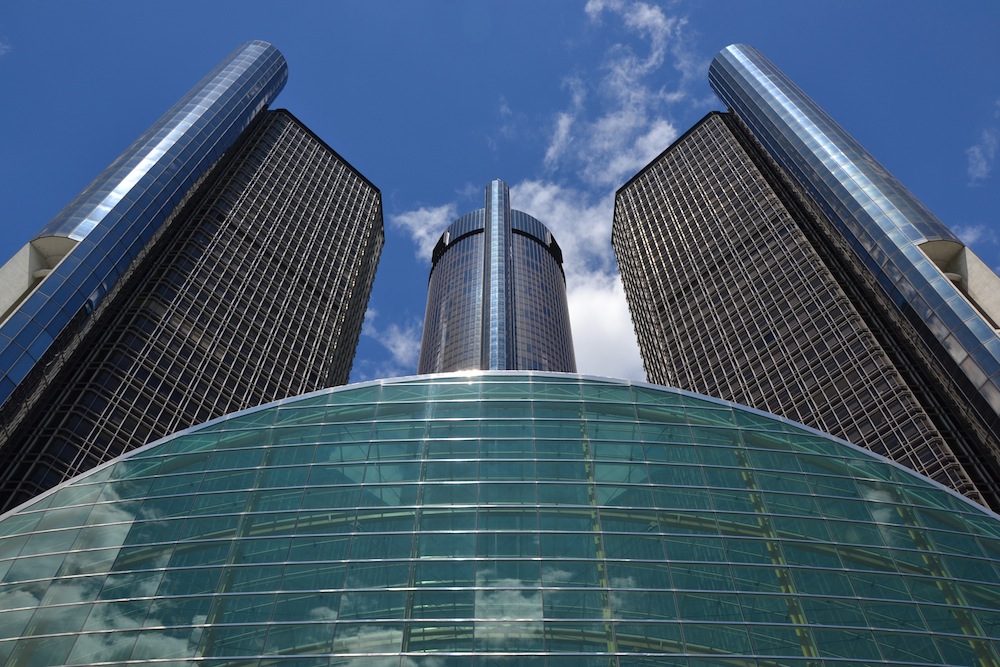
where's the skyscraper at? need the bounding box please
[1,372,999,665]
[0,44,383,511]
[614,44,1000,509]
[418,179,576,373]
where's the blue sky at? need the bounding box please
[1,2,998,383]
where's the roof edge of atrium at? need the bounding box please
[5,370,997,523]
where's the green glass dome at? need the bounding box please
[0,372,999,665]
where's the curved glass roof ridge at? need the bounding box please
[709,42,1000,416]
[1,372,1000,663]
[4,370,997,523]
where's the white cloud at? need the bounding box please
[542,1,692,187]
[544,77,586,168]
[510,180,614,272]
[491,95,520,151]
[308,605,340,621]
[509,180,644,380]
[544,111,575,168]
[360,309,422,378]
[455,182,483,200]
[331,624,406,656]
[952,224,998,247]
[378,322,422,367]
[0,489,202,664]
[567,271,645,380]
[474,573,544,646]
[390,203,457,261]
[601,118,676,186]
[966,128,998,185]
[964,98,1000,185]
[0,42,10,57]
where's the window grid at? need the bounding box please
[0,110,384,511]
[613,113,985,505]
[0,374,997,665]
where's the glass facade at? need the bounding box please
[708,45,1000,486]
[1,372,999,665]
[0,110,384,512]
[0,41,287,410]
[418,180,576,374]
[615,44,1000,511]
[613,112,990,507]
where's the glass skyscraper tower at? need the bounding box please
[0,41,287,406]
[418,180,576,374]
[0,43,383,511]
[614,44,1000,509]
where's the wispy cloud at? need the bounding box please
[952,223,999,247]
[488,95,521,152]
[510,179,614,272]
[966,100,1000,186]
[0,42,10,57]
[543,78,585,168]
[542,0,696,187]
[966,128,998,185]
[544,112,573,167]
[390,203,457,261]
[359,309,422,379]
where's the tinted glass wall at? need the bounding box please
[1,373,998,665]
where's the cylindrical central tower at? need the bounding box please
[418,179,576,373]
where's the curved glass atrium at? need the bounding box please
[1,372,999,665]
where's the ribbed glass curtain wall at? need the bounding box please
[0,373,998,665]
